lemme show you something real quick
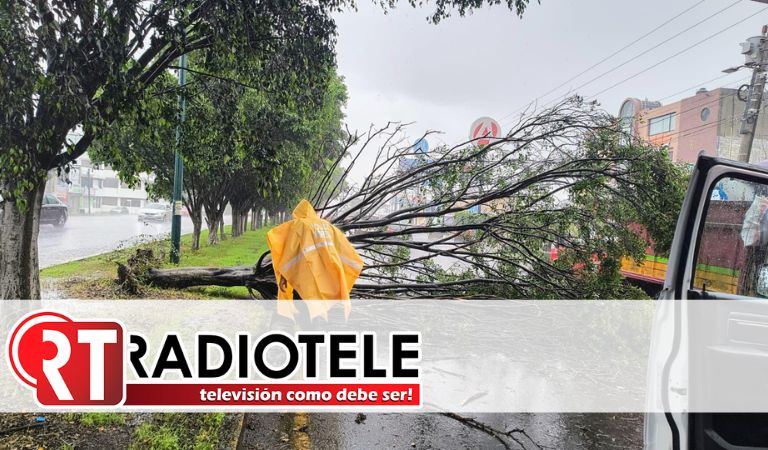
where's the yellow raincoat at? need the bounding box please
[267,199,363,319]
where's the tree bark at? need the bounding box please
[0,181,45,299]
[231,209,239,238]
[188,203,204,251]
[190,215,202,251]
[208,219,219,245]
[144,266,277,299]
[219,219,226,241]
[204,207,222,246]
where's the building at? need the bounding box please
[45,153,154,214]
[619,86,768,164]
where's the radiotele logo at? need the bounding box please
[8,311,124,406]
[6,311,421,409]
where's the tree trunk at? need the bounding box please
[219,219,226,241]
[191,215,202,251]
[231,209,239,238]
[0,181,45,299]
[242,212,248,234]
[189,204,203,251]
[144,266,277,299]
[204,208,221,246]
[207,219,219,245]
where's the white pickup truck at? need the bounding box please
[647,155,768,449]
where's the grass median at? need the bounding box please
[41,225,270,300]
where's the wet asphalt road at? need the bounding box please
[38,214,197,268]
[238,413,643,449]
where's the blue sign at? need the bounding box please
[400,138,430,172]
[413,138,429,154]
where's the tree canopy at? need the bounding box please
[0,0,537,299]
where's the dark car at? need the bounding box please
[41,193,68,227]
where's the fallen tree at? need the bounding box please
[127,98,687,299]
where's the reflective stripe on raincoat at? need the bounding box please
[267,199,363,319]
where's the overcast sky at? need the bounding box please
[334,0,768,179]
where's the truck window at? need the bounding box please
[693,176,768,297]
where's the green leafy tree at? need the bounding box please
[0,0,337,298]
[95,62,346,249]
[0,0,533,299]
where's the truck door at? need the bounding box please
[659,155,768,449]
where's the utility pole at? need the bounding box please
[170,53,187,264]
[737,26,768,163]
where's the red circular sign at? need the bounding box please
[469,117,501,146]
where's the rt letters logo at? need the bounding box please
[8,311,124,406]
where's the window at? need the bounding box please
[103,178,119,188]
[101,197,118,206]
[43,194,58,205]
[618,100,636,144]
[648,112,675,136]
[700,107,710,122]
[693,177,768,296]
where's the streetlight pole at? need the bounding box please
[170,53,187,264]
[736,26,768,163]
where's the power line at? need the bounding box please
[498,0,733,124]
[651,76,748,123]
[557,0,744,106]
[528,0,709,105]
[586,6,768,100]
[656,73,733,102]
[500,73,747,134]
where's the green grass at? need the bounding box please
[41,224,270,299]
[129,413,225,450]
[131,424,180,450]
[177,226,269,268]
[80,412,126,427]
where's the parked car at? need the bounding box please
[110,206,130,215]
[41,193,68,227]
[138,202,170,222]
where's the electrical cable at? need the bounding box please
[586,6,768,100]
[527,0,710,106]
[561,0,744,105]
